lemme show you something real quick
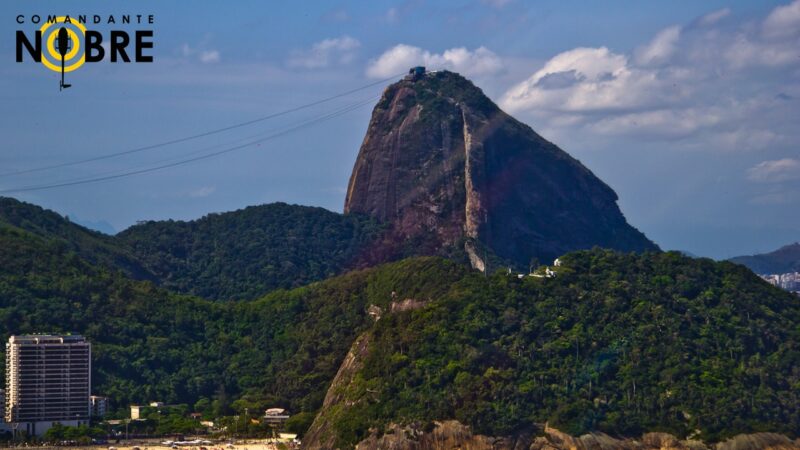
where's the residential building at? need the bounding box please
[5,335,91,436]
[90,395,109,418]
[130,405,143,420]
[760,272,800,293]
[263,408,290,428]
[0,389,9,434]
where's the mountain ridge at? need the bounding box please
[1,198,798,448]
[0,197,387,300]
[730,242,800,275]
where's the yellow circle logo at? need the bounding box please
[39,16,86,73]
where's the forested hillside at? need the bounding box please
[1,199,798,448]
[0,218,462,417]
[117,202,385,300]
[0,197,154,280]
[308,250,800,448]
[0,197,385,300]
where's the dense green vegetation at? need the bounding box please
[117,202,385,300]
[42,424,105,444]
[322,250,800,447]
[0,219,463,421]
[1,198,798,448]
[0,197,385,301]
[0,197,154,280]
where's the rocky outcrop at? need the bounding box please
[714,433,799,450]
[390,298,428,313]
[344,71,657,270]
[355,420,533,450]
[303,332,373,450]
[351,421,799,450]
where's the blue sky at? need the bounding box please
[1,0,798,259]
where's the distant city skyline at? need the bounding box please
[1,0,798,259]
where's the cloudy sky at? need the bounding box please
[1,0,798,259]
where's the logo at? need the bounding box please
[15,14,154,91]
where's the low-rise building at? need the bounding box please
[130,405,143,420]
[263,408,290,428]
[90,396,109,418]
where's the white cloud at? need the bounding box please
[713,129,782,151]
[763,0,800,38]
[725,35,798,69]
[180,44,221,64]
[288,36,361,69]
[498,1,800,146]
[635,25,681,65]
[698,8,730,26]
[366,44,503,78]
[199,50,220,64]
[588,107,723,139]
[747,158,800,182]
[501,47,667,114]
[179,43,192,58]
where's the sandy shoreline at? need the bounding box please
[4,440,296,450]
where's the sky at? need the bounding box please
[0,0,798,259]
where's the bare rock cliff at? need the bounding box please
[344,71,657,270]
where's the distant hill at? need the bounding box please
[0,197,384,300]
[0,216,465,419]
[117,203,384,300]
[71,216,117,235]
[0,197,154,281]
[730,242,800,274]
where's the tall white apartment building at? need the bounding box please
[5,335,91,436]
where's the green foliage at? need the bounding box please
[0,197,385,301]
[154,413,200,435]
[43,423,104,442]
[0,220,465,423]
[285,412,316,437]
[412,71,496,114]
[0,197,153,280]
[1,198,798,447]
[117,202,385,300]
[328,250,800,447]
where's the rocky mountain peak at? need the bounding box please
[345,70,657,269]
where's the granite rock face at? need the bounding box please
[353,422,799,450]
[344,71,657,270]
